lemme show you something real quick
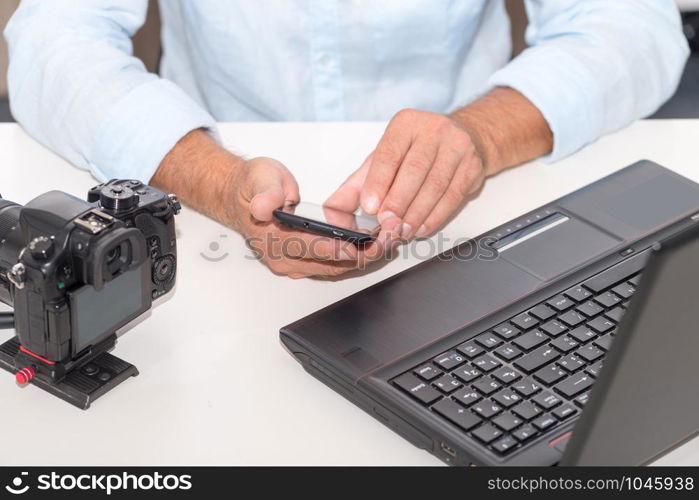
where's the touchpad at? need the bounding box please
[499,215,621,282]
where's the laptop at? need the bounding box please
[280,160,699,465]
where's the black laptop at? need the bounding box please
[280,160,699,466]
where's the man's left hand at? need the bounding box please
[327,109,487,240]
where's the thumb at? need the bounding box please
[247,160,299,222]
[250,185,286,222]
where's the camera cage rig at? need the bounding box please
[0,180,180,409]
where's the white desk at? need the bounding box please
[0,120,697,466]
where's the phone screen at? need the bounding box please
[280,202,380,234]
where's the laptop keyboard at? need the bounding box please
[391,258,644,457]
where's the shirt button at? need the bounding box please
[319,53,332,66]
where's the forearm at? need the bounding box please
[486,0,686,162]
[5,0,217,182]
[151,129,243,225]
[450,87,553,176]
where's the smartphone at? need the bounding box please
[273,202,380,245]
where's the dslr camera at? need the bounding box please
[0,179,180,408]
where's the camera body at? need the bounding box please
[0,179,179,388]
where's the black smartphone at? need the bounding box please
[273,202,380,245]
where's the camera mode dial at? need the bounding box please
[98,184,139,213]
[28,236,54,260]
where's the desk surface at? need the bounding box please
[0,120,698,466]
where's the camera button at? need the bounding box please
[82,363,99,376]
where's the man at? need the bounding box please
[5,1,688,278]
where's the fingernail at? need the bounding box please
[378,210,396,224]
[401,223,412,238]
[363,196,379,214]
[415,224,428,238]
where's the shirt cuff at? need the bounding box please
[486,45,602,163]
[89,78,219,182]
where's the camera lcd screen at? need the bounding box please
[280,202,380,234]
[69,264,150,354]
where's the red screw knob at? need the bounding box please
[16,367,35,385]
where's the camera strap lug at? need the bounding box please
[8,263,26,289]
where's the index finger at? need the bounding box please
[360,119,413,215]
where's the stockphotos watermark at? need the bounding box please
[236,232,499,266]
[4,470,192,496]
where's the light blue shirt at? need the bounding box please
[5,0,689,182]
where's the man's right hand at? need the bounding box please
[151,130,399,278]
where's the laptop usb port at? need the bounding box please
[440,442,457,458]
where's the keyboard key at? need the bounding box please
[532,390,562,410]
[552,404,578,420]
[512,378,541,397]
[586,361,604,378]
[564,286,592,302]
[557,354,585,373]
[492,367,523,385]
[456,342,484,359]
[472,377,502,396]
[582,251,647,293]
[492,435,518,454]
[475,332,503,349]
[554,373,594,398]
[512,424,538,442]
[511,312,540,330]
[550,336,580,353]
[574,392,591,407]
[557,311,586,328]
[453,365,482,383]
[494,344,523,361]
[594,291,622,308]
[472,354,502,373]
[492,323,520,340]
[628,274,641,286]
[528,304,557,321]
[472,400,502,418]
[593,334,614,351]
[433,375,462,394]
[492,389,522,408]
[532,414,557,431]
[547,295,575,312]
[576,300,604,318]
[576,344,605,363]
[452,388,481,407]
[513,330,548,351]
[393,373,442,404]
[492,412,524,432]
[471,424,503,444]
[604,306,625,323]
[512,401,542,420]
[533,364,567,385]
[434,351,467,370]
[514,345,561,373]
[432,398,482,431]
[540,320,568,337]
[414,364,442,381]
[568,325,597,344]
[612,282,636,299]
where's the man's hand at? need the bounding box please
[328,88,554,239]
[328,109,486,240]
[223,157,394,278]
[152,130,397,278]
